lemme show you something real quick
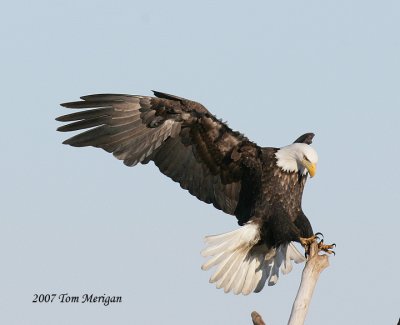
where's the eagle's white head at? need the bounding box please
[275,143,318,177]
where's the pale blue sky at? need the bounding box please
[1,1,399,324]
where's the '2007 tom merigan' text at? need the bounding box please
[32,293,122,306]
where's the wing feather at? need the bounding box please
[57,92,261,221]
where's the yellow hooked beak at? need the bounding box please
[302,160,317,178]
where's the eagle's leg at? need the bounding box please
[299,234,320,257]
[299,233,321,246]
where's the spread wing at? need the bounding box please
[57,91,262,224]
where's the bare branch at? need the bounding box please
[251,241,330,325]
[287,242,329,324]
[251,311,266,325]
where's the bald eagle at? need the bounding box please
[57,91,332,295]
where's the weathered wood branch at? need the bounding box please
[287,242,329,324]
[251,242,330,325]
[251,311,266,325]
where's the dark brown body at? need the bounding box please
[256,149,313,247]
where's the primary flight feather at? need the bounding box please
[57,91,330,295]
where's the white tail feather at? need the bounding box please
[201,223,306,295]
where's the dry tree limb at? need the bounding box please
[251,241,330,325]
[251,311,266,325]
[287,241,329,324]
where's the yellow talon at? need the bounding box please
[300,233,336,256]
[318,241,336,255]
[299,234,319,256]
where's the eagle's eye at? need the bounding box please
[303,155,310,162]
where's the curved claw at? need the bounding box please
[300,234,335,257]
[317,241,336,255]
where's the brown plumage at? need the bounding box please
[57,91,318,294]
